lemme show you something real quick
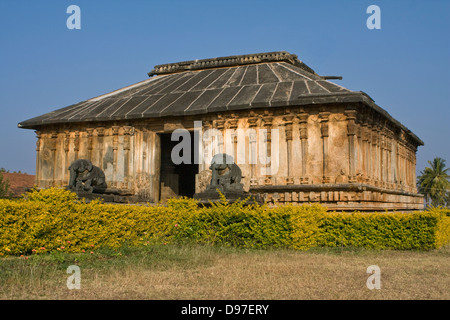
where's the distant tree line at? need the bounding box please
[0,168,27,174]
[0,168,29,198]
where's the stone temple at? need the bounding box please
[18,51,424,210]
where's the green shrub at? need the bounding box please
[0,188,194,256]
[0,172,13,198]
[318,210,445,249]
[0,188,449,256]
[173,199,298,248]
[427,207,450,248]
[23,187,78,205]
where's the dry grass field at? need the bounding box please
[0,243,449,300]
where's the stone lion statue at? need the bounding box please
[68,159,107,192]
[206,153,243,193]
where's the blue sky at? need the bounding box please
[0,0,449,175]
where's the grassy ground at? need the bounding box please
[0,243,449,300]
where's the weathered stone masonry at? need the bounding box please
[19,51,424,210]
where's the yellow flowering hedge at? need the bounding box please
[172,196,326,250]
[317,210,450,249]
[0,188,187,256]
[0,188,449,256]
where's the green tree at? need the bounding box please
[0,171,13,198]
[417,157,450,207]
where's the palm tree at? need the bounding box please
[417,157,450,207]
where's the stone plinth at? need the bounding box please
[194,189,263,207]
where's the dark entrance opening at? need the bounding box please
[159,132,198,200]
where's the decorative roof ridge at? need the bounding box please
[147,51,317,77]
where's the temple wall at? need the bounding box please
[33,103,424,210]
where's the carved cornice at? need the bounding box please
[319,112,330,138]
[214,119,225,130]
[320,123,328,138]
[50,131,58,151]
[297,112,308,123]
[148,51,316,76]
[112,126,120,135]
[298,112,308,140]
[262,116,273,128]
[226,118,238,130]
[282,114,294,141]
[86,128,94,151]
[247,117,258,128]
[123,126,134,135]
[35,131,41,151]
[96,127,105,137]
[73,131,80,152]
[64,131,70,152]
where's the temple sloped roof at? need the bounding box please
[17,52,351,126]
[17,51,423,146]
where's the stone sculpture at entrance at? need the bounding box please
[206,153,244,193]
[68,159,107,192]
[195,153,260,205]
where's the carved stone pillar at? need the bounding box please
[262,116,273,185]
[122,126,133,189]
[96,127,105,169]
[248,117,258,186]
[406,147,412,191]
[361,123,370,182]
[357,123,363,181]
[371,124,379,185]
[366,124,373,183]
[375,125,382,186]
[401,143,406,189]
[141,127,149,173]
[412,149,417,192]
[394,141,400,189]
[201,120,212,172]
[50,131,58,186]
[64,130,70,184]
[112,126,120,188]
[380,130,386,187]
[86,128,94,161]
[283,114,294,184]
[403,144,407,189]
[63,131,70,154]
[226,118,238,162]
[298,112,309,184]
[73,131,80,160]
[319,112,331,184]
[345,110,357,183]
[404,144,408,190]
[386,135,393,187]
[35,131,41,186]
[214,117,225,154]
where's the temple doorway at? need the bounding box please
[159,132,198,201]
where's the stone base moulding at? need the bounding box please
[250,183,424,211]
